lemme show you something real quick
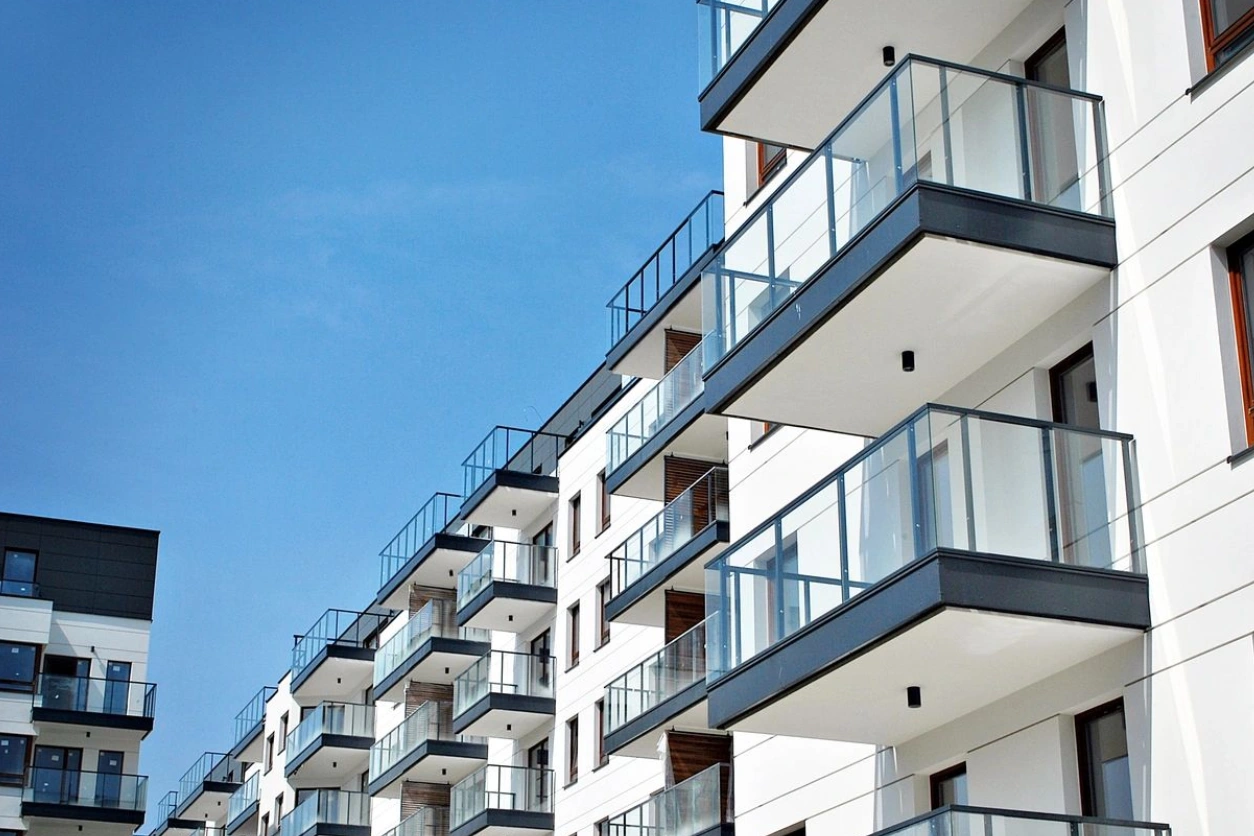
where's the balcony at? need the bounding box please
[701,57,1116,437]
[705,405,1149,743]
[279,790,370,836]
[607,467,729,626]
[31,673,156,734]
[225,773,259,836]
[367,701,487,797]
[229,685,277,762]
[21,767,147,828]
[382,807,450,836]
[604,619,712,758]
[291,608,392,705]
[696,0,1047,145]
[604,764,732,836]
[605,343,725,500]
[373,598,491,704]
[863,806,1168,836]
[459,427,566,529]
[456,542,557,633]
[376,492,489,610]
[174,753,244,822]
[452,650,556,738]
[284,702,374,788]
[450,765,554,836]
[606,192,726,378]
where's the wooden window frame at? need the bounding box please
[1201,0,1254,70]
[594,699,609,769]
[929,762,967,809]
[569,493,582,557]
[757,142,787,188]
[595,578,612,650]
[1229,231,1254,446]
[598,470,611,534]
[567,602,581,670]
[565,715,580,787]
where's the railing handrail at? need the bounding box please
[234,685,278,743]
[872,804,1171,836]
[36,672,158,689]
[380,491,463,561]
[462,540,557,581]
[605,616,709,733]
[606,340,708,474]
[461,425,567,467]
[26,765,149,780]
[287,702,374,755]
[179,752,238,791]
[605,762,732,830]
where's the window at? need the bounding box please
[749,421,777,447]
[565,716,579,785]
[0,550,36,598]
[567,603,581,669]
[755,142,787,189]
[1229,232,1254,446]
[595,579,612,650]
[274,794,284,826]
[261,815,270,836]
[594,699,608,768]
[1202,0,1254,69]
[0,641,38,692]
[1051,344,1100,429]
[1024,29,1080,209]
[598,470,611,533]
[1077,700,1133,819]
[930,763,968,808]
[278,713,289,753]
[264,733,275,773]
[569,493,582,556]
[0,735,30,786]
[532,629,552,689]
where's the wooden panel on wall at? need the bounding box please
[664,591,706,644]
[405,682,453,717]
[409,584,455,615]
[663,456,719,504]
[665,731,732,817]
[664,329,702,372]
[401,782,451,819]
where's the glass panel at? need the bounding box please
[292,609,391,679]
[462,428,565,498]
[24,768,147,811]
[369,702,485,781]
[453,650,555,718]
[965,418,1053,561]
[604,617,709,733]
[450,765,553,829]
[696,0,779,89]
[286,703,374,761]
[281,790,369,836]
[606,343,707,474]
[228,773,260,824]
[604,763,732,836]
[379,492,462,588]
[234,686,277,750]
[178,753,242,800]
[375,600,488,688]
[382,807,451,836]
[35,675,157,718]
[457,542,557,610]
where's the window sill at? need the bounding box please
[596,522,611,537]
[593,638,610,653]
[0,683,35,694]
[591,760,609,774]
[747,423,784,450]
[566,548,581,563]
[745,160,788,206]
[563,779,579,790]
[1228,444,1254,466]
[1189,35,1254,98]
[565,661,580,673]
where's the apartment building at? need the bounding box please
[148,2,1254,835]
[0,511,160,836]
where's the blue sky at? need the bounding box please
[0,1,720,814]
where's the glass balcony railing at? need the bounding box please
[286,702,374,762]
[23,767,148,812]
[382,807,450,836]
[379,492,463,588]
[451,765,554,829]
[607,343,706,475]
[34,674,156,719]
[696,0,777,90]
[292,608,390,680]
[605,617,709,735]
[280,790,369,836]
[233,685,277,751]
[191,827,227,836]
[227,773,260,825]
[871,805,1168,836]
[462,427,566,500]
[156,789,179,821]
[707,405,1140,680]
[607,191,726,350]
[370,701,485,781]
[702,56,1112,369]
[605,763,732,836]
[453,650,555,718]
[610,467,729,598]
[374,599,489,688]
[456,542,557,610]
[178,753,242,800]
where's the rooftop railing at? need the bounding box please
[233,685,277,751]
[696,0,778,91]
[606,191,726,350]
[280,790,369,836]
[605,617,709,735]
[374,598,489,688]
[227,772,260,826]
[604,763,732,836]
[702,55,1112,369]
[156,789,179,822]
[178,753,242,800]
[381,807,451,836]
[292,608,390,679]
[369,701,485,781]
[462,427,567,500]
[453,650,555,718]
[870,805,1169,836]
[24,767,148,812]
[610,467,728,599]
[286,702,374,762]
[379,492,463,588]
[706,404,1140,680]
[451,765,554,830]
[607,342,706,475]
[34,674,156,719]
[456,542,557,611]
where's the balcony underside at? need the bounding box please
[704,186,1116,437]
[292,647,374,707]
[606,521,730,627]
[460,471,559,530]
[453,693,556,738]
[605,680,718,759]
[373,637,493,703]
[700,0,1036,146]
[159,817,200,835]
[226,801,259,836]
[707,550,1148,745]
[377,534,491,610]
[21,804,145,830]
[607,262,709,380]
[606,403,726,501]
[285,736,373,789]
[175,783,239,821]
[457,583,558,633]
[367,741,488,798]
[450,810,555,836]
[288,823,369,836]
[31,707,154,736]
[230,720,264,762]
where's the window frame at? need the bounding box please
[569,493,582,557]
[1,549,37,598]
[929,762,967,809]
[278,712,289,754]
[1075,698,1132,818]
[1229,231,1254,446]
[597,470,611,534]
[0,734,31,786]
[565,715,579,787]
[566,602,581,670]
[756,142,787,189]
[595,578,612,650]
[264,732,275,774]
[1201,0,1254,70]
[594,699,608,769]
[0,640,40,693]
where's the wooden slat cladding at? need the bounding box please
[409,584,455,616]
[664,330,702,373]
[405,682,453,717]
[664,591,706,644]
[664,456,720,504]
[665,731,732,818]
[401,782,452,819]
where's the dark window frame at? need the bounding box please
[264,733,275,774]
[1049,343,1098,425]
[594,699,608,769]
[0,549,37,598]
[0,734,31,786]
[565,715,579,787]
[1229,231,1254,446]
[278,713,289,754]
[569,493,582,557]
[597,470,611,534]
[0,640,40,693]
[1075,698,1131,817]
[566,602,581,670]
[929,762,967,809]
[1201,0,1254,70]
[595,578,612,650]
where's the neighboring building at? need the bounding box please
[0,511,160,836]
[150,3,1254,836]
